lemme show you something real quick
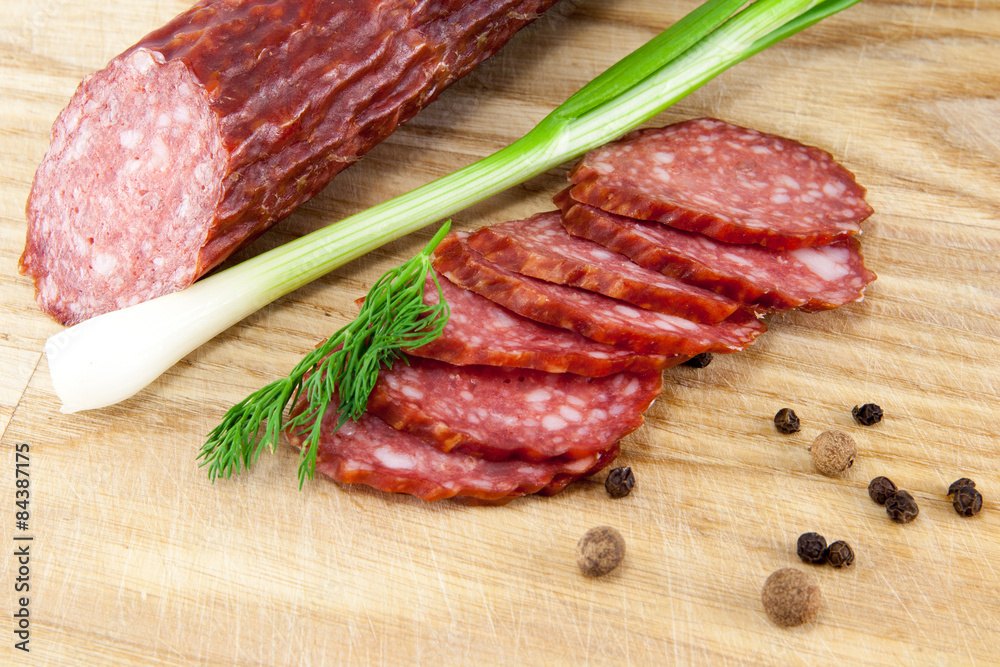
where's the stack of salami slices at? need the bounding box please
[287,118,876,503]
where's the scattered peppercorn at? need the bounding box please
[826,540,855,568]
[868,476,898,505]
[773,408,801,434]
[761,568,821,627]
[796,532,828,565]
[952,485,983,517]
[885,490,919,523]
[605,466,635,498]
[852,403,883,426]
[947,478,976,497]
[576,526,626,577]
[682,352,713,368]
[809,430,856,476]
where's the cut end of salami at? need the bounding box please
[568,118,873,250]
[21,50,227,325]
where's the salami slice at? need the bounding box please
[21,0,558,325]
[286,398,618,503]
[405,271,680,375]
[558,196,877,312]
[567,118,873,250]
[432,233,766,357]
[367,356,663,462]
[465,211,738,322]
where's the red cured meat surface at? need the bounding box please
[367,356,663,462]
[286,398,617,503]
[568,118,873,251]
[466,211,738,323]
[558,196,877,312]
[433,233,766,357]
[405,271,679,375]
[21,0,558,325]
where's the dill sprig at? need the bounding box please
[198,222,452,487]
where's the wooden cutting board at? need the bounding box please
[2,0,998,664]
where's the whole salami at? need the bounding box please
[21,0,558,325]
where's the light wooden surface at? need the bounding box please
[2,0,999,664]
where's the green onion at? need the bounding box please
[45,0,863,415]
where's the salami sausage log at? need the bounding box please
[21,0,558,325]
[367,356,663,462]
[403,271,680,375]
[465,211,739,322]
[558,195,877,312]
[567,118,873,250]
[433,233,766,357]
[286,396,618,503]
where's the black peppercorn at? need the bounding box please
[947,478,976,497]
[773,408,801,434]
[826,540,855,568]
[682,352,713,368]
[605,466,635,498]
[796,532,828,565]
[952,485,983,517]
[852,403,883,426]
[885,490,919,523]
[868,476,897,505]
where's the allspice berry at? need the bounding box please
[809,430,856,476]
[576,526,626,577]
[761,568,821,627]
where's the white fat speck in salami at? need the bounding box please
[285,393,620,503]
[367,356,663,462]
[558,198,877,313]
[567,118,873,250]
[542,415,568,430]
[789,246,853,282]
[373,446,418,471]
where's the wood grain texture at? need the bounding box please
[1,0,999,664]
